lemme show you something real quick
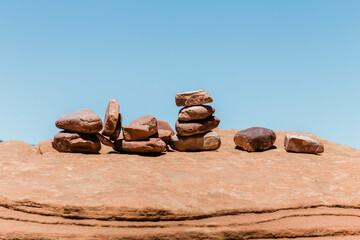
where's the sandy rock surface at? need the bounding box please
[0,129,359,239]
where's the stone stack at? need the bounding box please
[53,109,103,154]
[170,90,221,151]
[114,115,167,154]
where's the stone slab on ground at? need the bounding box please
[0,129,359,239]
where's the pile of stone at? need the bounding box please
[114,115,172,154]
[170,90,221,151]
[53,109,103,154]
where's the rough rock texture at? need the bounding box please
[157,120,175,135]
[1,129,360,239]
[175,116,220,136]
[234,127,276,152]
[101,99,120,136]
[175,90,213,107]
[55,109,103,134]
[123,115,158,141]
[178,105,215,121]
[96,133,115,148]
[37,140,58,154]
[156,129,173,144]
[170,131,221,151]
[52,131,101,154]
[109,113,122,140]
[114,138,166,153]
[285,134,324,154]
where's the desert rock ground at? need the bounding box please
[0,129,359,239]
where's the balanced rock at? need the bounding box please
[96,133,115,148]
[170,131,221,152]
[109,113,122,140]
[102,99,120,136]
[114,138,166,153]
[234,127,276,152]
[178,105,215,121]
[55,109,102,134]
[284,134,324,154]
[123,115,157,141]
[52,131,101,154]
[175,90,213,107]
[157,120,174,135]
[175,116,220,136]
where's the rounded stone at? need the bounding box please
[170,131,221,152]
[178,105,215,121]
[234,127,276,152]
[52,131,101,154]
[55,109,102,134]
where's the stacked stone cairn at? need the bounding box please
[114,115,172,154]
[170,90,221,151]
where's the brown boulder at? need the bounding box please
[109,113,122,140]
[175,116,220,136]
[178,105,215,121]
[52,131,101,154]
[96,133,115,148]
[101,99,120,136]
[284,134,324,154]
[154,129,173,144]
[114,138,166,153]
[123,115,158,141]
[175,90,213,107]
[55,109,102,134]
[157,120,174,135]
[170,131,221,152]
[234,127,276,152]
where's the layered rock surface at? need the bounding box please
[0,129,359,239]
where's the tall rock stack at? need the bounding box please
[170,90,221,151]
[114,115,167,154]
[53,109,103,154]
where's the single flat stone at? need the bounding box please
[123,115,158,141]
[157,120,174,135]
[175,90,213,107]
[175,116,220,136]
[96,133,115,148]
[178,105,215,121]
[234,127,276,152]
[170,131,221,152]
[110,113,122,140]
[52,131,101,154]
[114,138,166,153]
[101,99,120,136]
[55,109,102,134]
[284,134,324,154]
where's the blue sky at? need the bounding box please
[0,0,359,149]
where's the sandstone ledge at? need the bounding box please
[0,129,359,239]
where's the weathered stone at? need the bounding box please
[109,113,122,140]
[157,120,174,135]
[170,131,221,152]
[96,133,115,148]
[123,115,158,141]
[52,131,101,154]
[284,134,324,154]
[178,105,215,121]
[102,99,120,136]
[175,90,213,107]
[234,127,276,152]
[55,109,102,134]
[114,138,166,153]
[153,129,173,144]
[175,116,220,136]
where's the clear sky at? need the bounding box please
[0,0,359,149]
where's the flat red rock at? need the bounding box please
[109,113,122,140]
[175,116,220,136]
[123,115,158,141]
[284,134,324,154]
[178,105,215,121]
[175,90,213,107]
[55,109,102,134]
[101,99,120,136]
[170,131,221,151]
[114,138,166,153]
[52,131,101,154]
